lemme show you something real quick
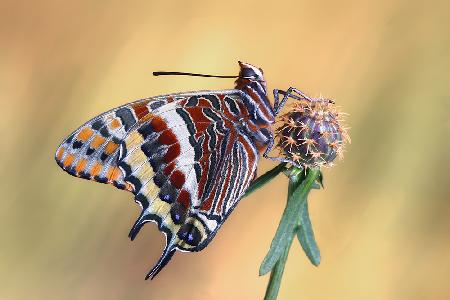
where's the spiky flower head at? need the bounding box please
[276,96,350,168]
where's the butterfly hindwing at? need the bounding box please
[195,130,258,249]
[113,91,260,278]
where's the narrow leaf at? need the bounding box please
[259,176,300,275]
[259,168,320,275]
[297,200,321,266]
[243,162,287,198]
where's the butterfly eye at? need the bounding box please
[241,68,258,79]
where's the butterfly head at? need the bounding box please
[236,61,267,92]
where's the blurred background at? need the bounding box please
[1,0,449,299]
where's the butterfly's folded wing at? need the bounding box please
[55,90,259,279]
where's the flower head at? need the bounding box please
[276,96,350,168]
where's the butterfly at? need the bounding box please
[55,61,306,279]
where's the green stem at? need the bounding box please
[263,173,299,299]
[264,236,294,300]
[290,168,320,206]
[263,167,320,300]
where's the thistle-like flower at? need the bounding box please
[244,90,350,300]
[276,96,350,168]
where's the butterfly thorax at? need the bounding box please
[234,62,275,155]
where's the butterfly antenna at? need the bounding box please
[153,71,238,78]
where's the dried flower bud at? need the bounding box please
[276,96,350,168]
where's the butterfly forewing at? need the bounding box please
[55,98,161,190]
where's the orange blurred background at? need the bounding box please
[1,0,449,299]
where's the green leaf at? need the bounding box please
[259,168,320,275]
[243,162,287,198]
[259,177,299,275]
[296,200,321,266]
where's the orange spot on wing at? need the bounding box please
[110,118,121,129]
[56,148,64,161]
[90,135,105,149]
[104,141,119,155]
[63,154,75,167]
[75,158,87,174]
[77,127,94,141]
[90,162,103,177]
[124,182,134,192]
[107,166,122,182]
[139,113,154,123]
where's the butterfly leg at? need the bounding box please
[264,90,298,161]
[273,89,290,115]
[262,131,301,167]
[273,87,312,115]
[264,94,306,168]
[264,152,303,168]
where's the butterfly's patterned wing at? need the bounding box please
[118,90,260,279]
[55,90,260,279]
